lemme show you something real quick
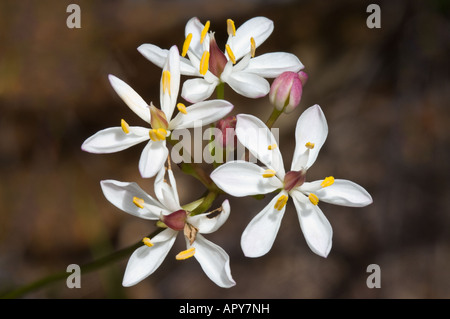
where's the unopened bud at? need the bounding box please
[269,71,305,114]
[216,115,237,149]
[208,34,228,78]
[162,209,187,231]
[150,104,168,130]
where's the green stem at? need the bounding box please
[191,189,220,216]
[1,228,163,299]
[265,108,283,129]
[216,82,225,100]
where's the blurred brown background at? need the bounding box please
[0,0,449,299]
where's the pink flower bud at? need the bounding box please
[216,115,237,149]
[269,71,305,114]
[162,209,187,231]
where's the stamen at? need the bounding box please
[227,19,236,36]
[182,33,192,57]
[177,103,188,114]
[155,128,167,141]
[274,194,288,211]
[321,176,335,188]
[149,129,158,141]
[262,169,276,178]
[200,20,210,44]
[308,193,319,206]
[121,119,130,134]
[200,51,210,75]
[268,143,277,150]
[225,44,236,64]
[142,237,153,247]
[176,247,196,260]
[250,37,256,58]
[305,142,315,149]
[133,196,144,209]
[162,70,171,95]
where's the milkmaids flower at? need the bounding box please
[82,45,234,178]
[210,105,373,258]
[100,165,235,288]
[138,17,304,103]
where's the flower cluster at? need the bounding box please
[82,16,372,288]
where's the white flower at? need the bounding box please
[138,17,304,103]
[82,45,234,178]
[100,165,235,288]
[210,105,373,258]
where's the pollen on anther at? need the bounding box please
[305,142,315,149]
[268,143,277,150]
[182,33,192,57]
[321,176,335,188]
[121,119,130,134]
[262,169,276,178]
[308,193,319,206]
[200,51,210,75]
[133,196,145,209]
[227,19,236,36]
[200,21,210,44]
[142,237,153,247]
[274,194,288,211]
[250,37,256,58]
[225,44,236,64]
[162,70,171,95]
[149,129,158,141]
[176,247,196,260]
[177,103,188,114]
[155,128,167,141]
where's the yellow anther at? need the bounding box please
[121,119,130,134]
[149,128,167,141]
[305,142,315,149]
[225,44,236,64]
[308,193,319,206]
[321,176,335,188]
[133,196,145,209]
[155,128,167,141]
[268,143,277,150]
[200,20,210,44]
[250,37,256,58]
[227,19,236,36]
[274,194,288,211]
[182,33,192,57]
[176,247,196,260]
[177,103,188,114]
[142,237,153,247]
[162,70,171,95]
[262,169,276,178]
[200,51,210,75]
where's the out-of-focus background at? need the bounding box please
[1,0,449,299]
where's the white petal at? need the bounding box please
[169,100,233,130]
[224,71,270,99]
[100,180,168,219]
[160,46,181,121]
[240,192,287,257]
[185,17,207,59]
[108,75,150,123]
[122,229,177,287]
[154,166,182,212]
[245,52,304,78]
[302,179,373,207]
[181,78,217,103]
[228,17,274,61]
[137,44,169,69]
[291,104,328,171]
[81,127,148,154]
[139,141,169,178]
[291,190,332,258]
[236,114,285,177]
[192,234,235,288]
[210,160,282,197]
[188,199,230,234]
